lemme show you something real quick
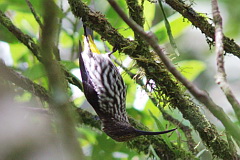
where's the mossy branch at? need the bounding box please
[164,0,240,58]
[0,59,195,159]
[68,0,239,158]
[113,56,198,154]
[0,10,82,90]
[108,0,240,158]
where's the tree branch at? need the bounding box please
[0,9,186,156]
[112,57,197,154]
[40,0,84,158]
[164,0,240,58]
[1,0,239,158]
[67,0,239,158]
[0,10,82,90]
[0,60,51,102]
[25,0,43,28]
[0,60,101,129]
[122,0,196,153]
[107,0,239,159]
[212,0,240,130]
[0,10,42,61]
[0,56,194,159]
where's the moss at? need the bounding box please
[67,0,239,158]
[165,0,240,57]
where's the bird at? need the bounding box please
[79,25,176,142]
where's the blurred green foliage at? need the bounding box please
[3,0,239,159]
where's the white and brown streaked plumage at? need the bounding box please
[79,25,176,142]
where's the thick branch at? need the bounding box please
[124,0,196,154]
[113,57,197,154]
[0,10,82,90]
[164,0,240,58]
[0,60,51,102]
[0,9,187,155]
[40,0,83,159]
[107,0,239,159]
[0,60,101,129]
[67,0,238,158]
[0,57,194,159]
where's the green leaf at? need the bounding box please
[196,149,207,158]
[177,60,206,81]
[60,31,73,48]
[23,63,46,80]
[10,43,29,64]
[143,99,161,125]
[94,0,110,13]
[14,91,32,102]
[13,11,39,36]
[148,145,160,160]
[0,3,8,11]
[77,127,97,144]
[105,1,133,38]
[143,1,156,29]
[149,110,173,150]
[158,0,179,56]
[60,60,78,70]
[2,0,42,14]
[151,13,191,43]
[0,26,18,43]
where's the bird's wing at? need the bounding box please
[79,48,100,110]
[80,51,128,122]
[95,55,128,123]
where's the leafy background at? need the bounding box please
[0,0,240,159]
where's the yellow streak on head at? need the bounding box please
[83,34,100,54]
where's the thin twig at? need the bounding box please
[56,0,63,47]
[0,60,101,129]
[25,0,43,28]
[0,10,42,61]
[20,106,50,115]
[212,0,240,123]
[0,10,82,90]
[108,0,240,146]
[70,19,79,61]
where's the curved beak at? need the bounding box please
[136,128,176,136]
